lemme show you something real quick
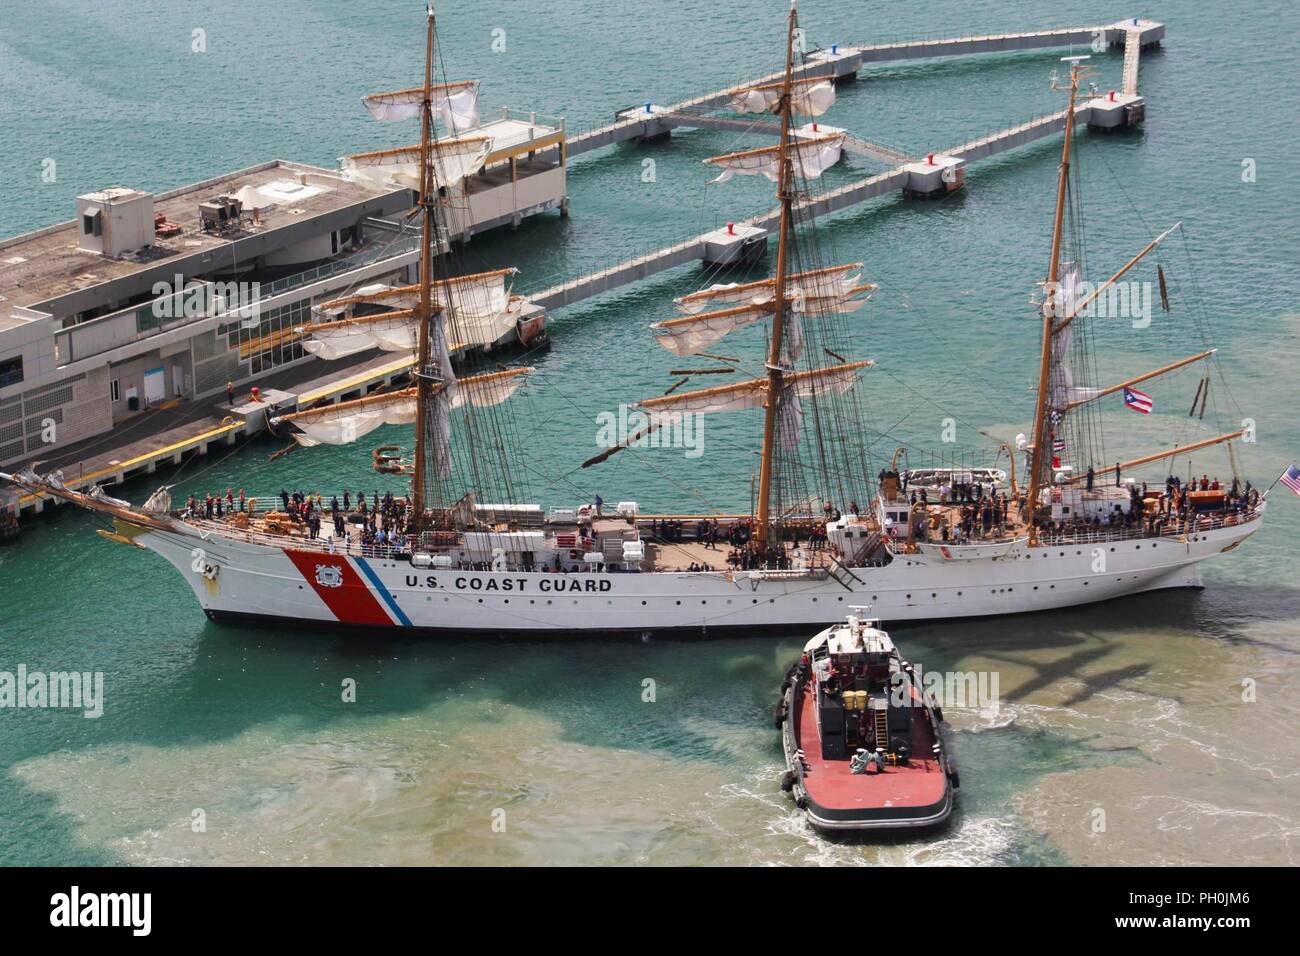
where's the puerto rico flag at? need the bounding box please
[1281,464,1300,497]
[1123,386,1154,414]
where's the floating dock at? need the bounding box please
[564,19,1162,157]
[531,18,1159,310]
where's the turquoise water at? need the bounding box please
[1,0,1298,865]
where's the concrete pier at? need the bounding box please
[12,348,420,515]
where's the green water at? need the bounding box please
[1,0,1298,865]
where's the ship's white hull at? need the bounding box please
[141,517,1261,635]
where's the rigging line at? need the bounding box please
[162,427,267,494]
[1174,227,1242,422]
[871,363,1012,446]
[1084,139,1240,432]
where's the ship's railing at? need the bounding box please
[885,504,1262,553]
[183,517,407,560]
[1037,507,1262,547]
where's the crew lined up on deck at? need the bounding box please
[184,487,415,556]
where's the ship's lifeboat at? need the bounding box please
[778,610,957,832]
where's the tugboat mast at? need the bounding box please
[753,1,800,552]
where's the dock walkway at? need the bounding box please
[532,18,1161,311]
[565,19,1163,157]
[531,101,1104,310]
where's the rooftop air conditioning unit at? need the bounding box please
[198,196,244,234]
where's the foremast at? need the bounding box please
[411,5,439,527]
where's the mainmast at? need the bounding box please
[1025,56,1086,543]
[753,1,800,552]
[411,5,438,525]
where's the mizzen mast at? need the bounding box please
[753,0,801,552]
[1026,56,1088,543]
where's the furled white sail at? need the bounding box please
[654,275,874,358]
[436,271,519,347]
[444,367,533,409]
[729,79,836,117]
[650,304,771,356]
[341,136,491,190]
[276,392,418,448]
[706,134,844,184]
[267,376,526,443]
[794,281,875,315]
[87,484,133,509]
[303,270,521,360]
[298,312,419,360]
[634,361,871,420]
[362,81,480,129]
[437,85,480,130]
[674,263,864,313]
[777,385,806,450]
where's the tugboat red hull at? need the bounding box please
[776,619,958,832]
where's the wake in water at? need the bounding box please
[717,766,1018,867]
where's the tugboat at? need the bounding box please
[775,609,958,832]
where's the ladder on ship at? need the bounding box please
[873,706,889,751]
[826,555,863,591]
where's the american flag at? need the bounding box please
[1123,386,1154,414]
[1281,464,1300,497]
[1052,438,1066,452]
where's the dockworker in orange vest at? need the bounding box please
[250,385,262,403]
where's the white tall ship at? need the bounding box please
[4,5,1265,635]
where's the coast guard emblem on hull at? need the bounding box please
[315,564,345,588]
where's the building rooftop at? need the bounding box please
[0,161,411,316]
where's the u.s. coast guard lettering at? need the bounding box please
[403,575,614,592]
